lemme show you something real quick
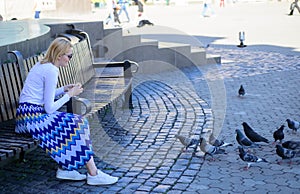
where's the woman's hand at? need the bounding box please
[64,84,76,92]
[66,83,83,97]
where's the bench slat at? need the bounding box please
[0,152,9,161]
[0,143,22,155]
[0,64,7,121]
[0,63,15,120]
[0,149,15,159]
[0,136,37,147]
[0,139,30,150]
[5,62,20,118]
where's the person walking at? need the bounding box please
[15,37,118,186]
[33,0,43,19]
[202,0,215,17]
[133,0,144,17]
[105,0,121,26]
[220,0,225,7]
[289,0,300,15]
[118,0,130,22]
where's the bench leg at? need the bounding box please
[124,85,133,109]
[66,97,74,113]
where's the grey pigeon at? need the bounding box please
[273,125,284,143]
[242,122,269,143]
[235,129,258,148]
[175,134,200,152]
[286,119,300,133]
[200,137,226,160]
[238,85,245,97]
[276,144,299,164]
[238,146,267,170]
[209,134,233,147]
[282,141,300,150]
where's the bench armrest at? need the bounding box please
[93,60,139,76]
[72,96,92,116]
[128,61,139,74]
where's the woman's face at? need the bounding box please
[56,48,73,67]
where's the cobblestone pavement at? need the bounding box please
[1,44,300,193]
[1,2,300,194]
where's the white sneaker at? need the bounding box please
[56,168,86,181]
[87,170,118,185]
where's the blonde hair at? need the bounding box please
[41,37,72,64]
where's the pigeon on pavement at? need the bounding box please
[286,119,300,133]
[275,144,300,164]
[175,134,200,152]
[238,146,267,170]
[200,137,226,160]
[235,129,258,148]
[242,122,269,144]
[209,134,233,147]
[238,85,245,97]
[282,140,300,150]
[273,125,285,144]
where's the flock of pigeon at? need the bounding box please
[175,85,300,170]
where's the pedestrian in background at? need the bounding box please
[202,0,215,17]
[33,0,42,19]
[105,0,121,27]
[133,0,144,17]
[118,0,130,22]
[289,0,300,15]
[220,0,225,7]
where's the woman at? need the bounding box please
[15,37,118,186]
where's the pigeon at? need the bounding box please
[275,144,298,164]
[238,85,245,97]
[199,44,210,49]
[273,125,285,143]
[282,141,300,150]
[235,129,258,148]
[242,122,269,144]
[200,137,226,160]
[238,146,267,170]
[286,119,300,133]
[209,134,233,147]
[175,134,200,152]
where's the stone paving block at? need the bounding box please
[152,184,172,193]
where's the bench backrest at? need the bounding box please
[0,60,23,121]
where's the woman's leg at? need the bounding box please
[86,156,98,176]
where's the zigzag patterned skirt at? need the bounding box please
[15,102,94,170]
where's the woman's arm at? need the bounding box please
[44,69,70,114]
[55,84,76,97]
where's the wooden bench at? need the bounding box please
[0,29,139,166]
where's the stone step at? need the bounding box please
[140,38,159,46]
[206,54,221,65]
[158,41,191,57]
[122,35,142,49]
[190,47,207,65]
[102,27,221,68]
